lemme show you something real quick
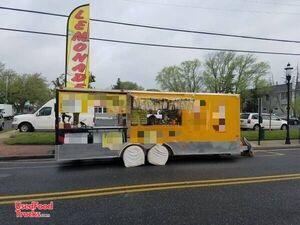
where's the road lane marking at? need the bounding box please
[255,151,285,157]
[0,173,300,205]
[2,176,298,205]
[2,173,299,199]
[268,151,285,156]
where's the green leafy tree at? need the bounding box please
[203,52,236,93]
[292,98,300,118]
[156,59,203,92]
[10,73,51,113]
[0,66,18,103]
[0,63,52,112]
[112,78,144,90]
[203,52,270,110]
[203,52,270,95]
[243,77,272,112]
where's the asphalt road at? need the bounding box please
[0,149,300,225]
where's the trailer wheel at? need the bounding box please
[122,145,145,168]
[147,144,169,166]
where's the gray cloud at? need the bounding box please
[0,0,299,90]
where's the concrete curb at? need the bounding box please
[253,145,300,150]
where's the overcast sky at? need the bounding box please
[0,0,300,89]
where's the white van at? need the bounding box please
[12,99,94,132]
[0,104,14,119]
[240,113,288,130]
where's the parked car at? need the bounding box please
[279,116,299,125]
[12,99,94,132]
[12,99,56,132]
[0,113,4,131]
[240,113,288,130]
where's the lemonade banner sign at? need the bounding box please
[65,4,90,88]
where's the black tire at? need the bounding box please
[281,124,288,130]
[294,120,298,125]
[19,122,33,132]
[0,123,3,131]
[253,124,260,131]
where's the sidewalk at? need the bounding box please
[0,130,54,160]
[249,139,300,150]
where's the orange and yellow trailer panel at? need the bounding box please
[55,88,240,167]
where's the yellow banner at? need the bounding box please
[65,4,90,88]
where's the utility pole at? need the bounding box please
[5,75,8,103]
[258,98,262,146]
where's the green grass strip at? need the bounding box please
[5,132,55,145]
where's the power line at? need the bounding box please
[0,6,67,18]
[91,19,300,44]
[242,0,300,7]
[0,27,65,37]
[1,27,300,56]
[1,6,300,44]
[120,0,300,15]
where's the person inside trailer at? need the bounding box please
[61,112,72,123]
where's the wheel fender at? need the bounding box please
[18,121,34,130]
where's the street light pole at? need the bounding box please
[285,63,293,145]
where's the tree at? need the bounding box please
[0,67,18,103]
[243,77,272,112]
[88,73,96,88]
[0,62,52,112]
[156,59,203,92]
[203,52,270,95]
[112,78,144,90]
[203,52,236,93]
[51,73,65,89]
[51,72,96,90]
[292,98,300,118]
[203,52,270,110]
[9,73,51,113]
[253,77,271,98]
[50,72,96,97]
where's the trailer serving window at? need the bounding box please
[130,96,194,126]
